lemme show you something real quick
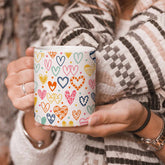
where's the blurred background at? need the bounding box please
[0,0,56,164]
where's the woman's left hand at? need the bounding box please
[42,99,148,137]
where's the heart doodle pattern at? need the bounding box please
[56,56,65,66]
[38,89,47,100]
[34,64,40,73]
[54,94,62,104]
[41,102,50,113]
[57,77,69,89]
[91,92,95,102]
[84,64,95,76]
[79,118,89,126]
[34,81,38,92]
[87,105,95,114]
[34,52,44,63]
[65,52,72,58]
[48,51,57,58]
[79,95,89,106]
[89,79,95,89]
[70,76,85,91]
[46,113,55,124]
[47,93,56,104]
[34,97,37,106]
[51,66,61,77]
[34,47,96,126]
[48,81,57,92]
[65,90,76,105]
[39,74,48,84]
[72,110,81,120]
[53,105,68,120]
[74,52,83,64]
[44,59,52,71]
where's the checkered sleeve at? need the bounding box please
[96,5,165,105]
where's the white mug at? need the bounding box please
[34,46,96,127]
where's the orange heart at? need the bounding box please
[48,81,57,92]
[41,102,50,113]
[53,105,68,120]
[72,110,81,120]
[70,75,85,91]
[48,51,57,58]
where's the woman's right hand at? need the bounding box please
[5,47,54,149]
[5,47,34,111]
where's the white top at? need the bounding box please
[10,20,131,165]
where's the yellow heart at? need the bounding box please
[65,52,72,58]
[54,94,62,104]
[34,52,45,63]
[47,93,56,104]
[39,74,48,84]
[34,97,37,106]
[84,64,96,76]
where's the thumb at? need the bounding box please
[25,47,34,56]
[88,106,113,126]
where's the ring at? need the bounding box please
[22,83,27,95]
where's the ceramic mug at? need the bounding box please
[34,46,96,127]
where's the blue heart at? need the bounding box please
[46,113,55,124]
[57,77,69,88]
[91,92,95,102]
[56,56,65,66]
[89,50,96,63]
[79,95,89,106]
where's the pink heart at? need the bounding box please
[44,59,52,71]
[38,89,47,100]
[63,65,71,76]
[70,65,79,76]
[89,79,95,89]
[65,90,76,105]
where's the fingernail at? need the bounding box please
[88,116,99,126]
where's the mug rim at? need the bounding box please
[34,46,95,52]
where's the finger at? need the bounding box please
[42,125,88,133]
[88,106,120,126]
[26,47,34,57]
[18,82,34,97]
[42,123,127,137]
[9,69,34,86]
[7,57,34,75]
[7,82,34,99]
[13,93,34,110]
